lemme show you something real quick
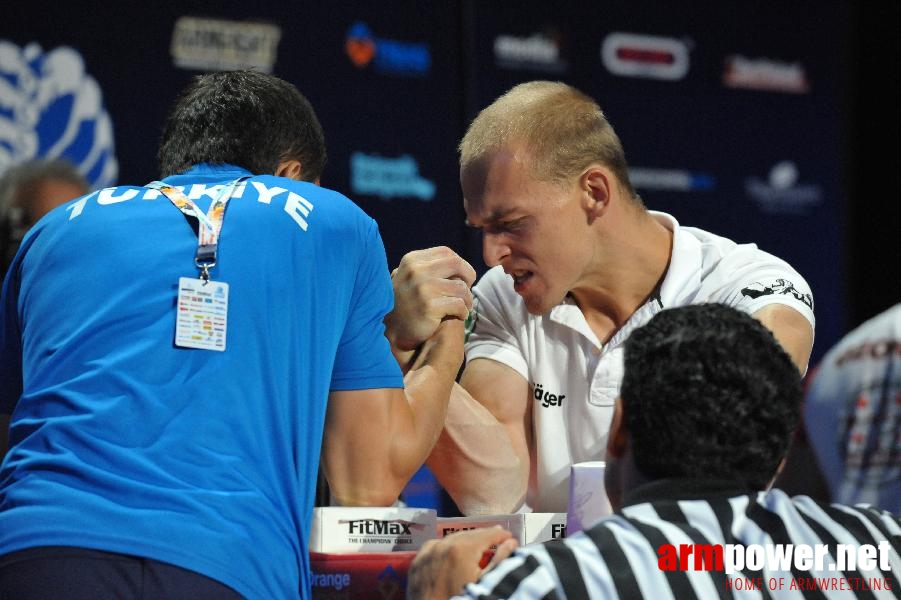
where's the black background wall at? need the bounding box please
[845,3,900,328]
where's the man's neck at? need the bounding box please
[570,210,673,344]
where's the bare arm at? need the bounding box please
[321,319,465,506]
[752,304,814,375]
[381,247,530,513]
[426,357,532,515]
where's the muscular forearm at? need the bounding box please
[325,320,465,507]
[426,384,528,515]
[389,319,466,489]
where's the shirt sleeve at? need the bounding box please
[329,218,404,391]
[702,244,816,329]
[454,545,566,599]
[464,266,530,379]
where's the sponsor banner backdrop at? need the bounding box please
[1,2,855,514]
[0,0,850,361]
[0,1,465,270]
[466,1,848,364]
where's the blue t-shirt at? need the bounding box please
[0,164,404,599]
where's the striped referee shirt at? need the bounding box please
[454,479,901,599]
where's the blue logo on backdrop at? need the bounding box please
[0,41,118,188]
[345,22,431,77]
[350,152,436,201]
[629,166,715,192]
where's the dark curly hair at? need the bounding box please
[621,303,803,489]
[157,70,326,181]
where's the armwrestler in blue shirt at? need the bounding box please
[0,70,474,600]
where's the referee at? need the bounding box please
[409,304,901,599]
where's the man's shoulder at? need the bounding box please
[661,223,811,313]
[246,175,376,232]
[677,224,799,278]
[249,174,355,204]
[686,228,808,292]
[473,266,521,305]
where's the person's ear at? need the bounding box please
[580,165,610,222]
[275,159,303,181]
[606,398,629,458]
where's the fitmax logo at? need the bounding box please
[440,526,477,537]
[346,519,413,535]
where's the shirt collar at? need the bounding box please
[158,163,254,187]
[621,477,757,507]
[650,210,703,309]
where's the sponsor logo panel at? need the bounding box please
[345,22,431,77]
[601,32,690,81]
[629,167,715,193]
[723,55,810,94]
[493,30,568,73]
[169,16,282,73]
[350,152,435,201]
[0,41,117,188]
[745,161,822,215]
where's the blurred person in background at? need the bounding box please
[0,158,90,457]
[0,157,90,274]
[802,302,901,513]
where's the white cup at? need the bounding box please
[566,461,613,535]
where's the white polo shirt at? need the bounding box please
[464,211,815,512]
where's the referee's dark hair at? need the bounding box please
[620,303,803,490]
[156,70,326,182]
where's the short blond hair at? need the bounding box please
[459,81,636,198]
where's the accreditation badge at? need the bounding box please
[175,276,229,351]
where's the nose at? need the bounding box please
[482,232,510,267]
